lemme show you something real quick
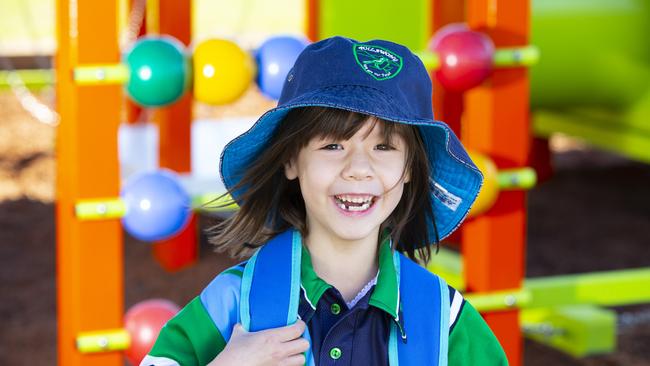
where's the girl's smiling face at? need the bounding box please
[284,117,410,244]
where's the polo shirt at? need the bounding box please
[141,240,508,366]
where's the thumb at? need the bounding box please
[231,323,246,336]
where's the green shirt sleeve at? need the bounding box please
[145,296,227,366]
[448,300,509,366]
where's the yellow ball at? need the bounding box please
[468,151,499,217]
[193,39,255,105]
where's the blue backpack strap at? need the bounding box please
[240,229,301,331]
[390,252,450,366]
[239,229,316,365]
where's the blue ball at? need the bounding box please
[121,170,191,242]
[255,35,309,100]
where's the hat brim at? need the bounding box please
[220,85,483,242]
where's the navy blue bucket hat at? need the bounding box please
[220,36,483,242]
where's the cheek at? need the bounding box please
[298,166,331,199]
[377,159,408,185]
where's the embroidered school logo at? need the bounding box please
[353,44,403,81]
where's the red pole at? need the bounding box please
[150,0,198,271]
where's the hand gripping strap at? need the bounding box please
[393,252,449,366]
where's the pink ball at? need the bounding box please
[124,299,180,365]
[429,23,495,92]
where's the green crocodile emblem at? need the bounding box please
[353,44,403,81]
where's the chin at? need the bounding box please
[331,226,378,242]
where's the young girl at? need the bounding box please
[141,36,508,366]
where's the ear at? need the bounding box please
[284,159,298,180]
[403,168,411,183]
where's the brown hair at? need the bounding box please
[206,106,439,265]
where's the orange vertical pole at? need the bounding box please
[56,0,123,365]
[462,1,530,365]
[305,0,320,41]
[430,0,465,246]
[149,0,198,271]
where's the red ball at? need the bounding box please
[429,23,495,92]
[124,299,180,365]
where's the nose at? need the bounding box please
[342,149,374,180]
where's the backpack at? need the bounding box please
[240,229,450,366]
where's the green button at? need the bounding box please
[330,303,341,315]
[329,347,342,360]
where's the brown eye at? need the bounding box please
[375,144,395,151]
[323,144,342,150]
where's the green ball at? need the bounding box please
[124,36,192,107]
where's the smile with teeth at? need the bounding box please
[334,194,376,212]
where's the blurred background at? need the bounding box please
[0,0,649,365]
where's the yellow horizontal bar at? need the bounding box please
[75,198,126,220]
[194,192,239,212]
[414,50,440,71]
[498,167,537,190]
[0,69,55,89]
[493,45,540,67]
[76,328,130,353]
[416,45,538,72]
[74,64,129,85]
[466,288,533,312]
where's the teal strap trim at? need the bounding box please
[389,249,401,366]
[438,276,450,366]
[287,230,302,324]
[301,322,316,366]
[240,250,259,331]
[393,250,401,286]
[393,250,401,317]
[388,321,399,366]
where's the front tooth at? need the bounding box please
[337,195,373,204]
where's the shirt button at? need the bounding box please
[330,303,341,315]
[329,347,342,360]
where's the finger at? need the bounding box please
[281,337,310,356]
[268,320,306,342]
[280,353,306,366]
